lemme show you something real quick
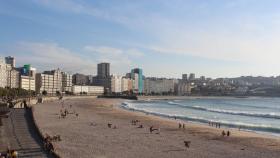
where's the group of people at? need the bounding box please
[43,134,58,154]
[178,123,186,129]
[131,120,144,128]
[221,130,231,137]
[0,148,18,158]
[209,122,221,128]
[59,103,78,119]
[107,123,117,129]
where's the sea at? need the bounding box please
[121,97,280,136]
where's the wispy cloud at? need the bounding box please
[84,45,144,71]
[14,42,96,74]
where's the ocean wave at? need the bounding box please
[167,101,280,119]
[121,102,280,134]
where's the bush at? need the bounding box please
[42,90,48,96]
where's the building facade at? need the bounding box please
[62,72,72,92]
[144,78,177,95]
[177,81,193,95]
[97,63,110,78]
[189,73,195,81]
[71,85,104,95]
[111,75,122,93]
[93,62,111,93]
[7,68,20,88]
[131,68,143,94]
[182,74,188,81]
[35,69,62,94]
[72,73,89,85]
[0,57,9,88]
[5,56,15,68]
[18,65,36,91]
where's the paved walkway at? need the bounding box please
[0,108,52,157]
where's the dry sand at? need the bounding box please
[33,98,280,158]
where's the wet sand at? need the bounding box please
[33,98,280,158]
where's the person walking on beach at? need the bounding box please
[222,130,226,137]
[183,124,185,129]
[179,123,182,128]
[227,131,230,137]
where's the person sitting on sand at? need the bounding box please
[222,130,226,137]
[227,131,230,137]
[138,124,143,128]
[150,126,153,133]
[108,123,112,128]
[184,141,191,148]
[11,150,18,158]
[150,126,160,134]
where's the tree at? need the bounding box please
[56,91,61,96]
[42,90,48,96]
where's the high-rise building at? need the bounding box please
[189,73,195,81]
[7,69,20,88]
[93,63,111,93]
[182,74,188,80]
[121,77,133,93]
[18,65,36,91]
[97,63,110,78]
[5,56,15,67]
[111,75,122,93]
[200,76,206,81]
[62,72,72,92]
[36,69,63,94]
[131,68,143,94]
[72,73,89,85]
[0,57,9,88]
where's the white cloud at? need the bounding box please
[84,46,123,56]
[14,42,96,74]
[83,45,144,68]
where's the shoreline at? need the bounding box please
[134,96,280,137]
[138,95,280,100]
[119,102,280,139]
[33,98,280,158]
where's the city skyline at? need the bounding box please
[1,1,280,78]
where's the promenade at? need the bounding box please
[0,108,52,157]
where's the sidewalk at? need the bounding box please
[0,108,52,157]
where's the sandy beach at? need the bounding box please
[33,98,280,158]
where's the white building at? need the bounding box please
[35,69,63,94]
[20,67,36,91]
[72,85,104,95]
[177,81,193,96]
[121,77,129,92]
[111,75,122,93]
[0,57,9,88]
[7,69,20,88]
[62,72,72,92]
[132,73,139,93]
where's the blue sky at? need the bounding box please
[1,0,280,78]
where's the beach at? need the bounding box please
[33,97,280,158]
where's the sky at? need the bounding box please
[1,0,280,78]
